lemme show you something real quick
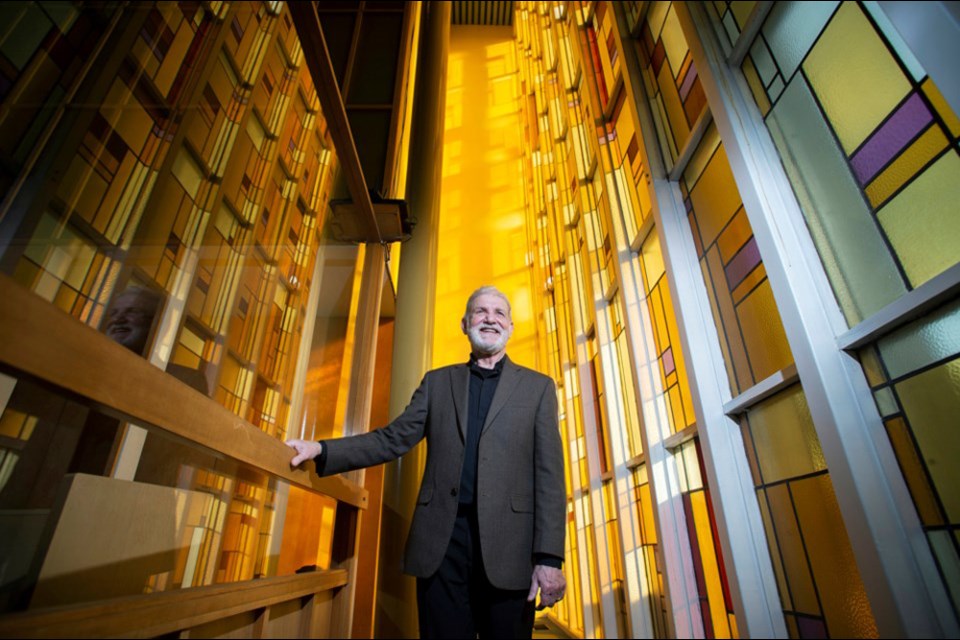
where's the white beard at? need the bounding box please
[467,323,509,355]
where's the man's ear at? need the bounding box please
[461,317,468,335]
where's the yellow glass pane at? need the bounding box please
[884,417,944,526]
[857,346,886,387]
[691,491,732,639]
[791,474,879,638]
[802,2,911,154]
[690,145,743,248]
[742,56,771,117]
[639,480,658,543]
[736,280,794,382]
[658,62,690,150]
[649,285,669,353]
[668,384,685,434]
[865,125,947,208]
[740,423,768,490]
[877,151,960,287]
[684,120,721,189]
[922,78,960,139]
[756,489,791,610]
[641,226,666,286]
[717,206,753,264]
[895,358,960,522]
[744,385,826,484]
[660,5,688,78]
[702,254,740,392]
[785,614,800,639]
[731,1,756,26]
[766,483,819,615]
[731,262,767,305]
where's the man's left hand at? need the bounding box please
[527,564,565,610]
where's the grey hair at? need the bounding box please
[463,286,512,321]
[112,284,162,311]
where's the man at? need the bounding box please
[286,286,566,638]
[104,285,161,354]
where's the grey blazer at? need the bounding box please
[321,356,566,590]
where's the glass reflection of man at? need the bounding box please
[104,286,161,355]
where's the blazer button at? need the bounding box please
[450,488,458,497]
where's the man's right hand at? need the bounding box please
[285,439,323,467]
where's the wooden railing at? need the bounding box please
[0,275,369,637]
[0,275,367,510]
[0,571,347,638]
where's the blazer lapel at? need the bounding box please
[481,357,520,436]
[450,364,469,441]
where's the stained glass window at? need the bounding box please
[632,464,670,636]
[740,385,878,638]
[682,122,793,395]
[636,1,709,167]
[676,438,737,639]
[857,298,960,613]
[741,1,960,326]
[706,1,758,54]
[0,1,343,604]
[638,227,695,434]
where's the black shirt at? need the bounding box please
[458,355,505,505]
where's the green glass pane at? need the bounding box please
[748,37,777,88]
[2,4,52,70]
[766,75,905,325]
[42,2,80,32]
[878,298,960,380]
[873,386,898,417]
[762,0,838,80]
[929,530,960,614]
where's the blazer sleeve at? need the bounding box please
[318,374,430,476]
[533,377,566,559]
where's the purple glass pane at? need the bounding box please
[850,92,933,186]
[724,236,761,291]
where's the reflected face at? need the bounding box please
[462,292,513,356]
[105,291,157,353]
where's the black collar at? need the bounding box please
[468,354,507,377]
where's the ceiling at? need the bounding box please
[451,1,514,26]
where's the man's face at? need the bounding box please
[105,292,157,353]
[462,292,513,356]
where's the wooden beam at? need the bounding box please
[0,276,367,510]
[288,2,382,243]
[0,570,346,639]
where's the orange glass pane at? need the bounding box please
[764,482,820,616]
[791,474,879,637]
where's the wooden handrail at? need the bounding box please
[0,570,347,639]
[0,275,367,509]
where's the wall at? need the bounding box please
[433,25,539,368]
